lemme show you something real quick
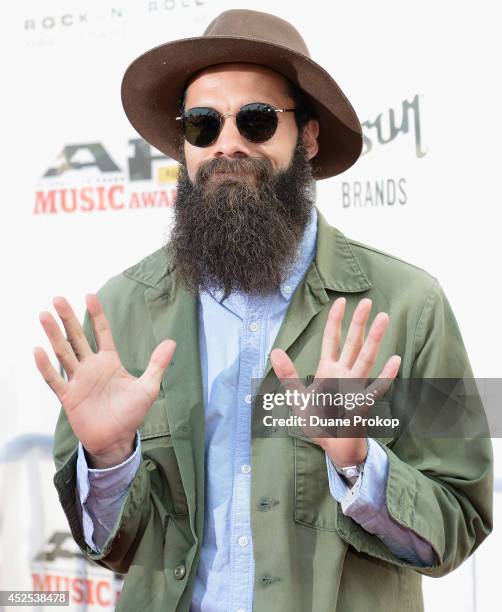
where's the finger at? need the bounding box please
[270,348,302,391]
[39,311,79,377]
[366,355,402,402]
[270,348,308,405]
[85,294,117,352]
[53,296,92,360]
[320,298,346,361]
[139,339,177,398]
[351,312,390,379]
[339,298,372,369]
[270,348,310,424]
[33,346,68,400]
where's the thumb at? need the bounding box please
[270,348,303,395]
[270,348,299,382]
[139,339,176,398]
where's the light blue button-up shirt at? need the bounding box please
[76,207,434,612]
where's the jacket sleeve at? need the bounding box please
[326,439,435,566]
[334,279,493,576]
[76,434,141,552]
[52,308,168,575]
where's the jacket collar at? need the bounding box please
[123,206,372,296]
[313,208,372,294]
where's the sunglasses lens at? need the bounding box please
[237,103,278,143]
[182,108,221,147]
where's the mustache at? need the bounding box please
[194,155,275,185]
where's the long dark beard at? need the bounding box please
[167,139,315,297]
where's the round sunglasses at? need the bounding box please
[175,102,296,147]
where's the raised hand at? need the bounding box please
[34,294,176,468]
[270,297,401,467]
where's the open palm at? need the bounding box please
[34,294,176,465]
[270,297,401,465]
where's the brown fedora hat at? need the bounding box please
[121,9,362,180]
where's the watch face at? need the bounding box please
[342,466,360,479]
[333,461,363,486]
[340,464,362,486]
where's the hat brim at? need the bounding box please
[121,36,362,180]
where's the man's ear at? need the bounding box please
[301,119,320,160]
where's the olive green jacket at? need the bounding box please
[53,210,493,612]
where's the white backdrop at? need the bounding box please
[1,0,500,610]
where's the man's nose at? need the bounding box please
[213,115,250,158]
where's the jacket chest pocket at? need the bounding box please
[139,394,189,517]
[293,435,338,531]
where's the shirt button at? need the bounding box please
[283,285,292,294]
[241,464,251,474]
[244,394,252,404]
[238,535,249,547]
[248,322,259,332]
[173,564,186,580]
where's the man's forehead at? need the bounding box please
[185,63,292,99]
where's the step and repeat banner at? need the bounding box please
[1,1,500,610]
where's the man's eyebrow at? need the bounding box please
[181,100,287,114]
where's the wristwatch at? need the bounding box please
[333,461,365,486]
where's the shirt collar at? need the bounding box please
[278,206,317,300]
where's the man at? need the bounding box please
[35,9,492,612]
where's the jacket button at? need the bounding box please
[259,498,279,511]
[260,575,280,586]
[174,564,186,580]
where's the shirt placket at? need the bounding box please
[228,294,271,612]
